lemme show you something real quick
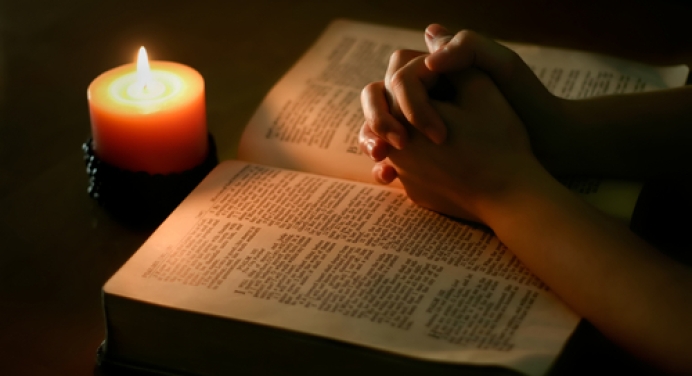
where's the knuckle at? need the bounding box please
[389,49,405,64]
[388,49,421,69]
[369,114,391,135]
[388,49,410,66]
[405,109,425,128]
[449,30,481,57]
[360,82,378,102]
[453,29,475,45]
[388,69,406,92]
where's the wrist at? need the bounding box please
[471,158,564,229]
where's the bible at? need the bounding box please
[97,19,689,376]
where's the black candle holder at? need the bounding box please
[82,133,218,228]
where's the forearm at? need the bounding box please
[474,162,692,372]
[543,86,692,179]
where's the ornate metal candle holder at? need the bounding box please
[82,133,218,227]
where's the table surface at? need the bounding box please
[1,1,691,375]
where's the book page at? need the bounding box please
[504,41,689,98]
[237,19,688,189]
[237,19,423,186]
[105,161,579,376]
[559,178,643,223]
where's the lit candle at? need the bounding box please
[87,47,208,174]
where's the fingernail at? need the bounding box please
[373,163,397,185]
[387,132,403,150]
[365,139,377,160]
[373,164,386,184]
[381,165,398,184]
[426,24,449,39]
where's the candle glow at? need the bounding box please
[136,46,153,87]
[87,48,208,174]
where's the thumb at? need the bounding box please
[424,24,454,53]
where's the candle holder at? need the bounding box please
[82,133,218,228]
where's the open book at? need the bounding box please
[98,19,689,376]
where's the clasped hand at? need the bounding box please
[359,24,557,222]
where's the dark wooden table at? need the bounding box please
[1,1,690,375]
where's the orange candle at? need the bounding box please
[87,47,208,175]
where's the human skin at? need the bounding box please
[359,24,692,373]
[360,24,692,182]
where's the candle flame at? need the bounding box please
[136,46,153,88]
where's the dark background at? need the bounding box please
[1,1,691,375]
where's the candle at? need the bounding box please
[87,47,208,175]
